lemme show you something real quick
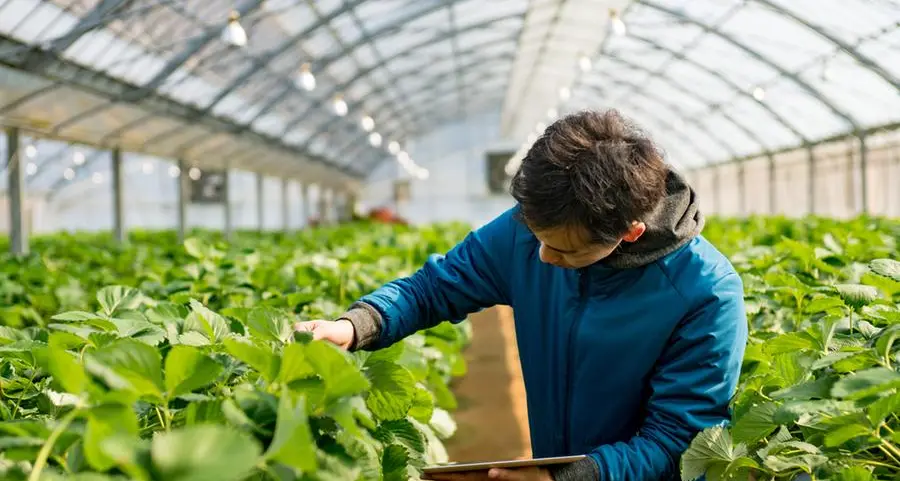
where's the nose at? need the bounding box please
[539,244,560,265]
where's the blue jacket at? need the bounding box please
[358,203,747,480]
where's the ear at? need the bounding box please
[621,221,646,243]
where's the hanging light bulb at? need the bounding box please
[388,141,401,155]
[222,10,248,48]
[142,161,154,174]
[559,86,571,101]
[168,165,180,178]
[189,167,202,180]
[26,162,37,176]
[547,107,558,119]
[579,55,592,72]
[527,133,538,144]
[368,132,382,147]
[332,94,348,116]
[610,9,627,36]
[416,167,430,180]
[63,168,75,180]
[753,86,766,101]
[535,121,547,132]
[25,145,37,158]
[297,63,316,91]
[92,172,103,184]
[73,151,85,165]
[397,151,411,167]
[361,114,375,132]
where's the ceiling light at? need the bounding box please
[527,133,537,144]
[547,107,558,119]
[333,94,348,116]
[416,167,430,180]
[297,63,316,91]
[26,162,37,176]
[368,132,382,147]
[222,10,248,48]
[753,86,766,101]
[92,172,103,184]
[559,86,571,101]
[610,9,627,36]
[388,141,401,155]
[64,168,75,180]
[397,151,411,167]
[361,115,375,132]
[579,55,592,72]
[142,161,154,174]
[168,165,180,178]
[73,151,85,165]
[189,167,202,180]
[535,121,546,132]
[25,145,37,158]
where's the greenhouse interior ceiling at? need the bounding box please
[0,0,898,200]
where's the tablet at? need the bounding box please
[423,455,587,474]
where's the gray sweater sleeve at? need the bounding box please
[336,301,383,351]
[547,457,599,481]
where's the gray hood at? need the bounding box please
[601,168,705,269]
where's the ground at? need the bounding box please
[445,306,532,462]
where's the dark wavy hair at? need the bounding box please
[509,109,669,245]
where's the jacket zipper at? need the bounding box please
[561,268,590,455]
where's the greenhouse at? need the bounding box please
[0,1,899,480]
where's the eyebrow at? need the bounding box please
[543,242,578,254]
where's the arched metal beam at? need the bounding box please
[273,14,523,139]
[638,0,858,131]
[752,0,900,92]
[623,32,809,143]
[595,52,771,159]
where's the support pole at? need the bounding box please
[859,132,869,215]
[711,166,720,215]
[737,162,746,216]
[256,172,264,233]
[282,178,290,232]
[176,159,187,242]
[223,168,232,241]
[767,154,776,215]
[318,188,329,225]
[111,148,125,243]
[301,184,311,228]
[5,128,27,255]
[807,146,816,216]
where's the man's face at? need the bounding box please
[532,223,645,269]
[532,225,620,269]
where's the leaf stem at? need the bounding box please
[879,444,900,466]
[11,370,38,419]
[28,408,81,481]
[155,406,169,431]
[861,459,900,471]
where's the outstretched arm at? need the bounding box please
[342,210,517,351]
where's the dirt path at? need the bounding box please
[445,306,532,462]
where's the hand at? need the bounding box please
[422,468,552,481]
[293,319,355,350]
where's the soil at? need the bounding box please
[445,305,532,463]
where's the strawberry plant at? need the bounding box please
[683,217,900,481]
[0,224,472,480]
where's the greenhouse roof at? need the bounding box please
[0,0,898,187]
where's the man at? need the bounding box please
[295,109,748,481]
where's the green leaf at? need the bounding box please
[680,426,745,481]
[84,404,139,471]
[409,387,435,423]
[834,284,880,310]
[804,296,845,314]
[835,466,875,481]
[382,444,410,481]
[246,307,293,343]
[365,361,416,421]
[866,391,900,425]
[773,400,859,425]
[764,333,818,355]
[732,402,778,444]
[278,342,314,384]
[46,346,88,395]
[305,341,370,400]
[264,391,317,473]
[771,376,835,400]
[84,339,164,401]
[184,301,230,343]
[97,286,141,317]
[831,367,900,399]
[376,419,427,463]
[869,258,900,281]
[151,425,262,481]
[52,311,103,322]
[222,337,280,383]
[761,453,828,473]
[824,423,871,447]
[874,325,899,364]
[164,346,223,399]
[811,351,858,370]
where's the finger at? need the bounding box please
[293,321,326,340]
[488,468,526,480]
